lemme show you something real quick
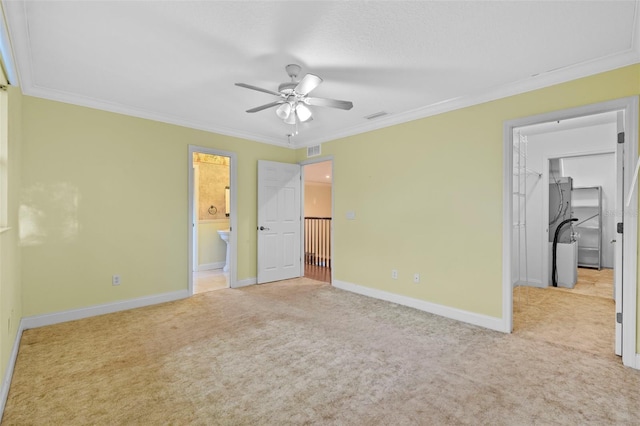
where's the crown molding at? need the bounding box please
[15,48,640,152]
[296,48,640,148]
[5,0,640,151]
[22,84,291,148]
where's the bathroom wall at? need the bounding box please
[197,220,229,269]
[304,183,331,217]
[194,153,229,220]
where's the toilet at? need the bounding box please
[217,229,230,272]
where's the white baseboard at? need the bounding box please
[513,279,545,288]
[635,353,640,370]
[232,277,256,288]
[198,262,225,272]
[1,319,24,418]
[333,280,505,332]
[21,290,190,330]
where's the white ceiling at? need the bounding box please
[3,1,639,148]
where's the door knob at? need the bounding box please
[259,226,270,231]
[611,239,617,244]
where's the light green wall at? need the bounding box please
[0,86,23,384]
[297,65,640,333]
[11,64,640,354]
[20,96,295,316]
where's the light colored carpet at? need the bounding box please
[3,278,640,424]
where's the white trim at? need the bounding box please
[232,277,256,288]
[514,279,544,288]
[503,97,639,369]
[635,353,640,369]
[188,145,238,294]
[0,4,18,85]
[193,163,199,272]
[0,319,24,417]
[333,280,505,332]
[622,98,639,368]
[21,290,189,330]
[198,262,224,271]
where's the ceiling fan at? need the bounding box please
[235,64,353,126]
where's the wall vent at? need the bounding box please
[364,111,389,120]
[307,144,321,157]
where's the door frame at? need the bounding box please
[300,155,334,285]
[502,96,638,368]
[188,145,238,293]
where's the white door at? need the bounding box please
[614,111,624,355]
[257,160,302,284]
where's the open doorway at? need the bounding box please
[302,160,332,283]
[504,97,638,367]
[188,146,237,294]
[192,152,231,293]
[512,113,617,357]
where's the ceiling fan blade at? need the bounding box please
[294,74,323,95]
[235,83,282,97]
[246,101,284,113]
[305,97,353,110]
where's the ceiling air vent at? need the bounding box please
[307,145,321,158]
[364,111,389,120]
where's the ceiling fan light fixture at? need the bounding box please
[296,103,312,122]
[284,112,297,125]
[276,102,292,119]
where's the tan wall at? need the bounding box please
[304,183,331,217]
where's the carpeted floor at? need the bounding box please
[3,278,640,424]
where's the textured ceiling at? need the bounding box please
[3,1,639,148]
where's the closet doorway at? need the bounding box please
[503,97,638,367]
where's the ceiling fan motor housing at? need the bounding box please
[278,81,297,94]
[285,64,301,79]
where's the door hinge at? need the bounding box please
[618,132,625,144]
[617,312,623,324]
[617,222,624,234]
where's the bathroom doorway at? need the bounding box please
[188,146,237,294]
[504,97,638,367]
[302,159,333,283]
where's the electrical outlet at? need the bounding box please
[392,269,398,279]
[112,275,121,286]
[413,273,420,283]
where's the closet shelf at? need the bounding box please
[572,186,602,270]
